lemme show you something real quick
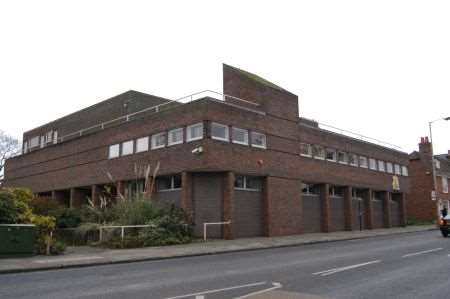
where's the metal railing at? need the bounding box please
[316,122,402,151]
[98,224,152,242]
[56,90,261,143]
[203,221,231,241]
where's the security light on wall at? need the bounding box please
[192,146,203,155]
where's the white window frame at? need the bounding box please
[108,144,120,159]
[53,131,58,144]
[359,156,368,168]
[369,158,377,170]
[168,128,184,146]
[442,176,448,194]
[302,183,319,196]
[29,136,39,148]
[349,153,358,167]
[211,122,229,142]
[378,160,385,172]
[231,127,249,145]
[136,136,149,153]
[326,148,337,162]
[313,145,325,160]
[157,175,182,192]
[151,132,166,149]
[234,175,262,191]
[250,132,267,149]
[23,141,28,154]
[186,123,204,142]
[337,151,348,164]
[435,159,441,169]
[300,143,312,157]
[45,131,53,143]
[40,135,45,148]
[394,164,401,175]
[386,162,393,174]
[401,166,409,177]
[121,140,134,156]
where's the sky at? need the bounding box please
[0,0,449,155]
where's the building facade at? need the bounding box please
[4,64,410,238]
[408,138,450,221]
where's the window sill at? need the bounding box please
[151,145,165,150]
[168,141,183,146]
[251,144,266,149]
[232,140,249,146]
[300,154,312,158]
[234,188,261,192]
[157,188,182,193]
[212,136,230,142]
[187,137,203,143]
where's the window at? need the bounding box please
[234,175,262,191]
[121,140,134,156]
[442,176,448,193]
[156,175,182,192]
[394,164,401,175]
[313,145,325,160]
[359,156,368,168]
[326,148,336,162]
[302,183,319,195]
[29,136,39,148]
[386,162,393,174]
[251,132,267,149]
[369,158,377,170]
[349,153,358,167]
[401,166,409,177]
[337,151,348,164]
[108,144,120,159]
[45,131,53,143]
[53,131,58,144]
[23,141,28,154]
[232,127,249,145]
[186,123,203,142]
[136,137,149,153]
[329,186,344,197]
[435,159,441,169]
[151,132,166,149]
[40,136,45,148]
[300,143,312,157]
[211,122,229,142]
[352,189,359,199]
[168,128,183,146]
[378,160,385,172]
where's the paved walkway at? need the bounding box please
[0,225,435,274]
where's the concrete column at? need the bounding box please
[263,176,271,237]
[363,189,374,229]
[181,172,194,224]
[223,172,235,240]
[320,183,330,233]
[383,191,392,228]
[399,192,407,227]
[343,186,353,231]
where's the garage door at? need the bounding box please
[372,200,384,229]
[303,195,321,233]
[352,199,364,230]
[329,196,345,232]
[193,173,223,238]
[234,190,263,238]
[390,200,401,227]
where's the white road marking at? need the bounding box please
[235,282,282,299]
[313,260,381,277]
[33,256,104,263]
[402,248,443,258]
[195,296,204,299]
[162,281,267,299]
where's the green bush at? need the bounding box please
[56,208,82,228]
[109,199,162,225]
[0,190,18,223]
[30,197,63,217]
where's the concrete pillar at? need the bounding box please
[263,176,271,237]
[343,186,353,231]
[383,191,392,228]
[223,172,235,240]
[363,189,374,229]
[399,192,407,227]
[181,172,194,224]
[320,183,330,233]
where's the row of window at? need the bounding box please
[23,130,58,153]
[300,143,408,176]
[108,122,267,159]
[302,183,393,200]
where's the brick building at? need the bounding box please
[408,137,450,222]
[4,64,410,238]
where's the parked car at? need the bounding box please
[439,215,450,237]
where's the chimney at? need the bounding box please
[418,137,432,155]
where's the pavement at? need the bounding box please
[0,228,447,299]
[0,225,434,274]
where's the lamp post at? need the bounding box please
[429,116,450,220]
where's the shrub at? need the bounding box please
[56,208,82,228]
[30,197,63,217]
[0,190,18,224]
[50,241,67,255]
[109,199,162,225]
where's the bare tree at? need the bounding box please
[0,130,20,184]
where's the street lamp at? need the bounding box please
[429,116,450,220]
